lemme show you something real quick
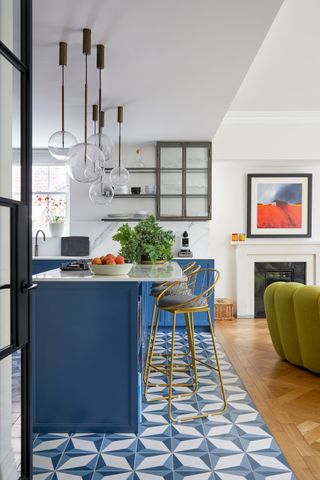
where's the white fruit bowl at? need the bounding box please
[88,262,133,276]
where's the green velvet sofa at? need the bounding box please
[264,282,320,374]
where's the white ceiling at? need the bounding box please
[33,0,284,147]
[230,0,320,111]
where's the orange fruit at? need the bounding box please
[115,255,125,264]
[106,257,116,265]
[92,257,102,265]
[105,253,115,260]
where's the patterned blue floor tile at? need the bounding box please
[66,435,104,454]
[96,452,135,472]
[32,332,296,480]
[135,452,173,471]
[173,472,215,480]
[133,470,174,479]
[172,452,212,472]
[137,436,171,454]
[51,471,93,480]
[93,471,134,479]
[57,452,98,471]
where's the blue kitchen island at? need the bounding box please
[32,262,185,433]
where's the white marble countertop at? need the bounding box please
[32,256,91,260]
[32,261,185,283]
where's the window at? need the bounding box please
[12,163,69,235]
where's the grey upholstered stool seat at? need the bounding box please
[158,294,207,309]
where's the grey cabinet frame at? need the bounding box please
[156,141,212,221]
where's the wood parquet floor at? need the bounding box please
[215,318,320,480]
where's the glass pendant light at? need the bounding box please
[89,173,114,205]
[68,28,102,183]
[110,106,130,187]
[48,42,77,160]
[88,44,114,163]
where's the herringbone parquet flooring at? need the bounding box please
[215,318,320,480]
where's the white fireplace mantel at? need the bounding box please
[234,242,320,318]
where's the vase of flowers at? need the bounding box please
[49,215,65,237]
[35,195,66,236]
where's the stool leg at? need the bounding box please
[207,308,227,413]
[144,306,161,399]
[144,300,157,384]
[188,312,199,392]
[168,312,177,422]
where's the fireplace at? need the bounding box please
[254,262,306,317]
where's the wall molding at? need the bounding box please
[223,110,320,124]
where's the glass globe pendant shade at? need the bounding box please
[110,165,130,187]
[48,130,77,161]
[88,132,114,164]
[89,175,114,205]
[68,143,104,183]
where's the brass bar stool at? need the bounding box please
[145,268,227,423]
[144,262,200,395]
[144,261,197,382]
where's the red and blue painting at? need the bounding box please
[247,174,312,238]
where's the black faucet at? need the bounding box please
[35,229,46,256]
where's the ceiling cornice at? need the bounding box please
[223,111,320,124]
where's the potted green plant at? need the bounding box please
[112,215,175,264]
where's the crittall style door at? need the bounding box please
[0,1,33,479]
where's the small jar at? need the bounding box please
[231,233,239,242]
[239,233,246,242]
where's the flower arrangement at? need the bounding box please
[35,195,66,223]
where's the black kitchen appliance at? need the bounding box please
[60,260,90,271]
[61,236,90,256]
[178,231,193,258]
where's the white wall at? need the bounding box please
[212,117,320,301]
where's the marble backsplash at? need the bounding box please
[33,221,212,259]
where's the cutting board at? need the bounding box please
[61,236,90,256]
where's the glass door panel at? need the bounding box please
[160,147,182,168]
[186,171,208,195]
[160,197,182,217]
[0,0,20,57]
[0,55,21,201]
[186,147,208,168]
[186,197,208,217]
[160,171,182,194]
[0,205,11,350]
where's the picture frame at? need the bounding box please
[247,174,312,238]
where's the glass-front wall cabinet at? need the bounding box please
[156,142,211,220]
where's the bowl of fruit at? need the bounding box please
[89,254,133,276]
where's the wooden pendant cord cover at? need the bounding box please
[92,104,98,135]
[59,42,67,144]
[97,44,104,148]
[117,106,123,172]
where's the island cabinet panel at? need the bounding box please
[32,260,63,274]
[32,281,139,433]
[145,259,215,329]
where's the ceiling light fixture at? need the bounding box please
[48,42,77,161]
[68,28,103,183]
[88,44,114,164]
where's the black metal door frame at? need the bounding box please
[0,0,33,478]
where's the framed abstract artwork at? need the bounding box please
[247,174,312,238]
